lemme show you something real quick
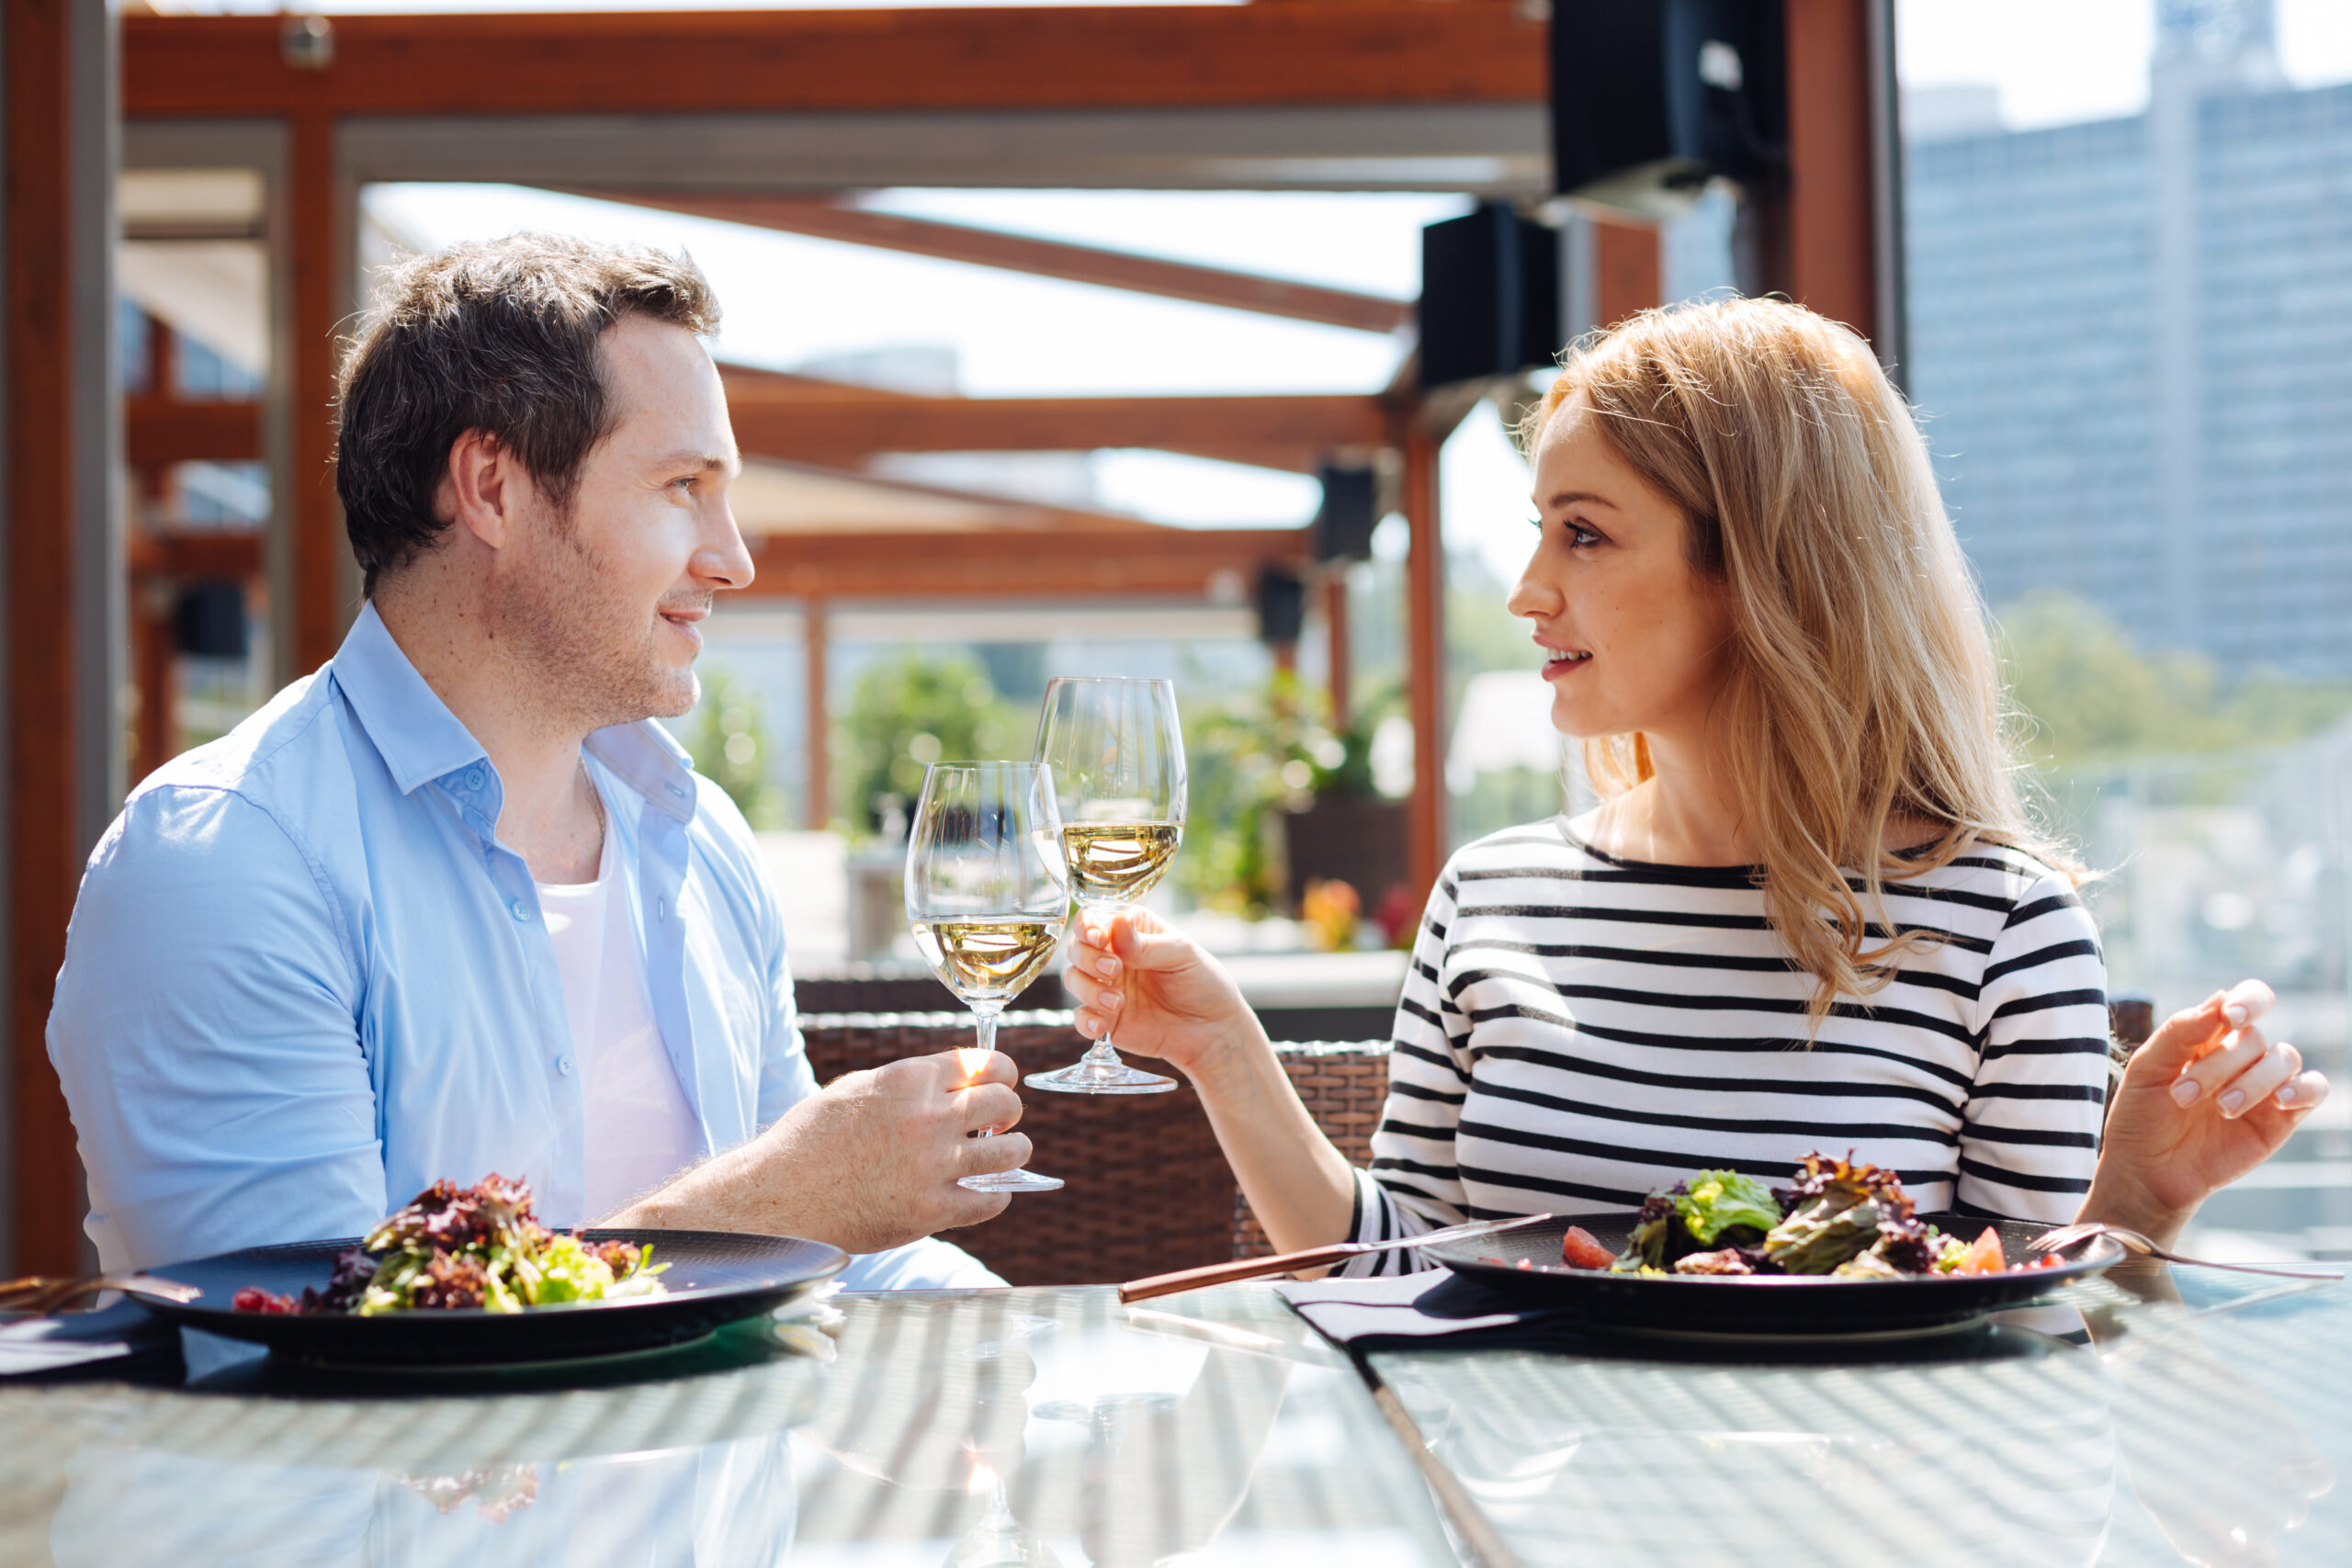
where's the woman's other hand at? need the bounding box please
[1063,907,1261,1083]
[2082,979,2330,1247]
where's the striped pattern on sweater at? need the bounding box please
[1343,815,2109,1275]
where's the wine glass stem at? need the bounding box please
[1080,897,1131,1067]
[971,1006,1005,1137]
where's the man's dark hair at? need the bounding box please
[334,233,719,593]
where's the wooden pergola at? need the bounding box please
[4,0,1894,1272]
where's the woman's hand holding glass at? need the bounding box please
[2084,978,2331,1247]
[1025,675,1187,1095]
[1062,907,1260,1086]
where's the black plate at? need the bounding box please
[1423,1213,2122,1337]
[131,1229,847,1367]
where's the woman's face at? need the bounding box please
[1507,394,1736,744]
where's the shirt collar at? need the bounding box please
[586,718,698,825]
[329,601,490,795]
[331,602,700,823]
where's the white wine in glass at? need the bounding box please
[906,761,1069,1192]
[1027,676,1185,1095]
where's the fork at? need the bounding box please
[1118,1213,1554,1303]
[0,1272,203,1316]
[2029,1222,2345,1282]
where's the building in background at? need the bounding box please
[1905,0,2352,676]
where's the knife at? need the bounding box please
[1117,1213,1554,1303]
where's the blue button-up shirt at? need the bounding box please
[48,604,992,1290]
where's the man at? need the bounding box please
[49,234,1028,1287]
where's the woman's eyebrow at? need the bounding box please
[1540,490,1621,512]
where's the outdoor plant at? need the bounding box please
[1178,671,1400,919]
[832,649,1020,838]
[687,668,788,830]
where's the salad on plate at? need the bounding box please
[232,1175,668,1316]
[1551,1152,2065,1280]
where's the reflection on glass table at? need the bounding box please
[33,1322,824,1567]
[1368,1262,2350,1568]
[0,1287,1449,1568]
[792,1286,1445,1567]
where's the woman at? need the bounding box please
[1069,298,2326,1265]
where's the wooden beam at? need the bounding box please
[289,111,345,672]
[124,4,1545,119]
[741,525,1308,601]
[1400,423,1444,910]
[1784,0,1878,337]
[727,388,1386,472]
[128,530,266,580]
[127,396,262,466]
[588,193,1411,335]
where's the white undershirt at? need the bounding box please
[537,825,704,1221]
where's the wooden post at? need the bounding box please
[6,0,118,1275]
[1783,0,1880,338]
[804,598,830,830]
[1594,217,1662,327]
[131,582,177,785]
[288,110,348,671]
[1322,570,1351,729]
[1401,423,1444,908]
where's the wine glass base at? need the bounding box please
[958,1168,1066,1192]
[1023,1061,1178,1095]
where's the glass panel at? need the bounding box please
[1898,0,2352,1258]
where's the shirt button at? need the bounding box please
[657,897,668,922]
[667,783,686,799]
[557,1055,575,1077]
[510,899,530,922]
[465,767,487,791]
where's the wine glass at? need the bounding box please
[1027,676,1185,1095]
[906,761,1069,1192]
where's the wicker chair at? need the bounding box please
[800,1012,1385,1285]
[804,998,2154,1286]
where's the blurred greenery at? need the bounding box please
[1179,670,1399,916]
[687,667,788,830]
[831,649,1020,838]
[1998,591,2352,768]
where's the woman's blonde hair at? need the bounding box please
[1521,296,2075,1031]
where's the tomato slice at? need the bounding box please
[1958,1226,2007,1275]
[1561,1224,1616,1270]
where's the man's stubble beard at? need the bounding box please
[492,513,700,736]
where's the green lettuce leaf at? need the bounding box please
[1671,1170,1784,1246]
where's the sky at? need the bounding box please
[1897,0,2352,127]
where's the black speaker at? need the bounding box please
[1550,0,1786,204]
[1313,463,1379,562]
[1256,567,1306,647]
[175,581,249,660]
[1419,203,1561,390]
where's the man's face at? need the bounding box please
[492,314,752,728]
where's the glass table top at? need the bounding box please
[1369,1261,2351,1568]
[0,1284,1458,1568]
[6,1265,2344,1567]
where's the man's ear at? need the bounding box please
[444,428,515,551]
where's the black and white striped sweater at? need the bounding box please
[1343,814,2109,1274]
